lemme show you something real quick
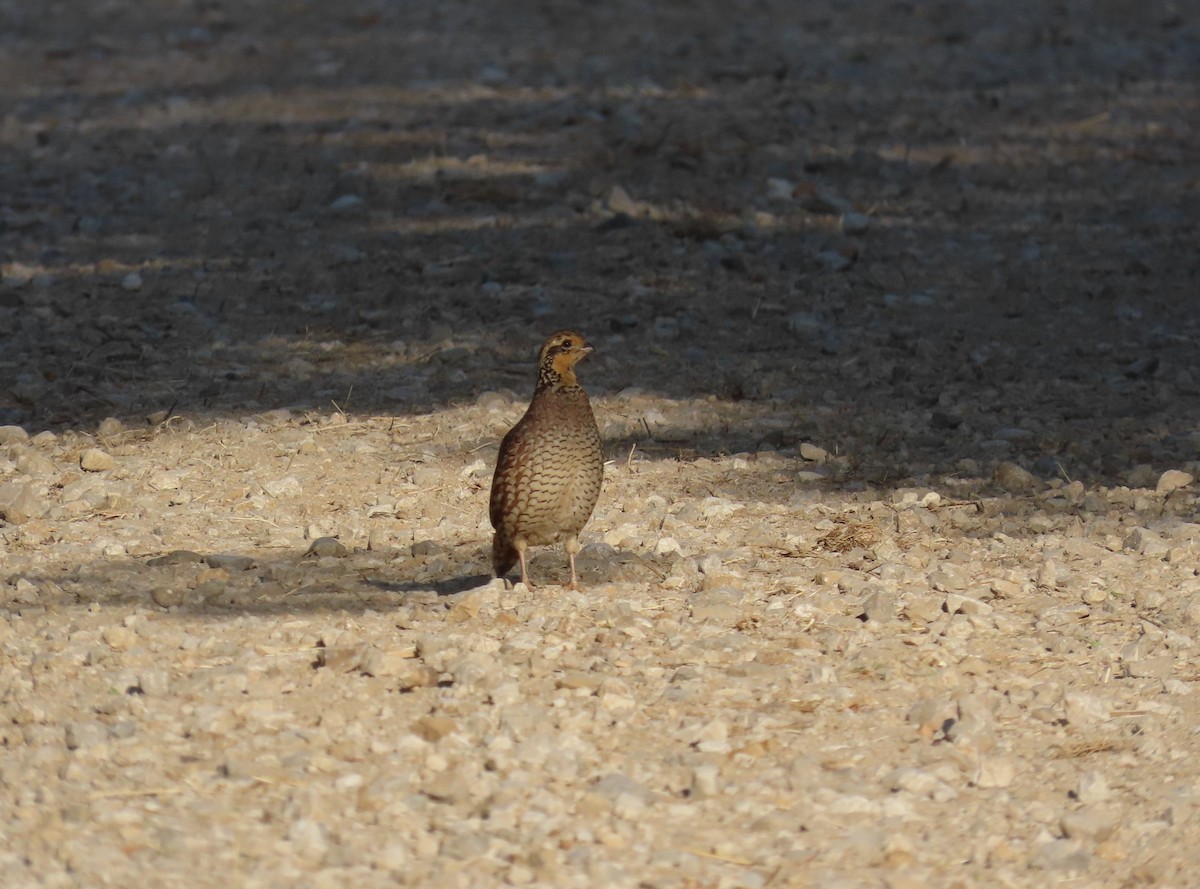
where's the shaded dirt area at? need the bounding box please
[1,1,1199,886]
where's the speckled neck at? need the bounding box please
[536,354,582,392]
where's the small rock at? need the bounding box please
[286,818,330,862]
[695,719,731,754]
[840,211,870,235]
[305,521,338,541]
[816,248,852,272]
[489,682,521,707]
[689,588,742,622]
[1122,655,1173,680]
[974,756,1015,788]
[204,553,256,571]
[148,470,185,491]
[138,669,171,696]
[65,721,108,751]
[102,626,137,651]
[1063,691,1108,726]
[557,670,603,691]
[150,587,185,608]
[929,569,968,593]
[263,475,303,498]
[393,663,441,691]
[475,391,509,411]
[422,771,472,804]
[799,185,853,215]
[1061,807,1117,843]
[699,570,743,591]
[946,695,996,749]
[366,646,418,677]
[411,540,438,557]
[478,64,509,85]
[944,593,992,616]
[374,845,409,871]
[0,481,46,524]
[121,272,143,291]
[906,699,946,737]
[799,442,828,462]
[691,764,721,798]
[1031,839,1091,871]
[412,716,457,742]
[320,643,372,673]
[904,597,942,624]
[305,537,349,558]
[1076,771,1111,804]
[1126,464,1158,488]
[1156,469,1194,495]
[79,448,115,472]
[654,537,682,556]
[591,774,652,803]
[448,651,499,690]
[147,550,205,567]
[861,590,897,623]
[989,578,1024,598]
[12,578,39,604]
[1133,588,1166,610]
[930,411,963,430]
[328,194,363,213]
[994,462,1036,492]
[0,425,30,445]
[459,459,490,479]
[1124,528,1169,558]
[886,767,940,797]
[787,311,823,337]
[1036,559,1059,589]
[765,177,794,201]
[15,449,56,476]
[607,185,641,217]
[994,427,1034,442]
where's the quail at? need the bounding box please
[489,330,603,590]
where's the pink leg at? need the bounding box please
[517,541,534,588]
[566,536,581,591]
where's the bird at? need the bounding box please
[489,330,604,590]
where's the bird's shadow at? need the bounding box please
[364,538,666,597]
[367,573,494,597]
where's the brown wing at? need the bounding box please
[490,417,528,531]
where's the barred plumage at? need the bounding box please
[489,331,603,589]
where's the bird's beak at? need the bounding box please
[579,342,594,356]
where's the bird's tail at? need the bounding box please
[492,533,517,579]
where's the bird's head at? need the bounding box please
[537,330,593,389]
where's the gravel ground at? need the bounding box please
[1,1,1199,887]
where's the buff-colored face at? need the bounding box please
[540,331,593,376]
